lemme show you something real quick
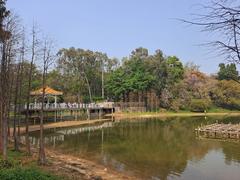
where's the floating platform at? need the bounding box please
[195,123,240,139]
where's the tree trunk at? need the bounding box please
[101,67,104,99]
[83,73,92,103]
[13,63,21,151]
[25,26,37,155]
[38,83,46,165]
[1,42,8,160]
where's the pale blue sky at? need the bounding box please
[8,0,225,73]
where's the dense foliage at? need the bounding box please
[34,47,239,112]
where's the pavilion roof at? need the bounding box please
[30,86,63,96]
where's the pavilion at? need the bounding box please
[30,86,63,108]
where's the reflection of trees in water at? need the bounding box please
[29,116,240,179]
[102,117,222,179]
[221,142,240,165]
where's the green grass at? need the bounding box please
[207,107,239,113]
[0,167,59,180]
[118,107,240,116]
[0,150,61,180]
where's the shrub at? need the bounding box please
[170,99,181,112]
[190,99,211,112]
[0,167,59,180]
[0,160,15,169]
[224,98,240,110]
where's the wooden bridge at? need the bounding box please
[195,123,240,140]
[20,102,115,121]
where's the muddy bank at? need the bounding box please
[10,138,136,180]
[44,149,137,180]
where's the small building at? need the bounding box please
[30,86,63,108]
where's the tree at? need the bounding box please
[106,67,126,101]
[166,56,184,84]
[106,48,154,102]
[38,39,55,165]
[217,63,239,81]
[148,50,168,99]
[57,48,111,102]
[211,80,240,109]
[25,24,40,155]
[183,0,240,64]
[0,1,16,160]
[13,28,25,151]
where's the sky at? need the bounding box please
[7,0,226,74]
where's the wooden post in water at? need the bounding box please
[54,110,57,122]
[75,110,77,121]
[99,109,103,119]
[111,108,114,121]
[87,108,90,120]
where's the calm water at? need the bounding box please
[30,116,240,180]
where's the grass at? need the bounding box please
[115,107,240,117]
[0,149,62,180]
[0,167,59,180]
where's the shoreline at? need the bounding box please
[11,111,240,136]
[112,112,240,119]
[10,141,136,180]
[44,148,137,180]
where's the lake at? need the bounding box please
[30,116,240,180]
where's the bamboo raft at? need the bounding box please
[195,123,240,139]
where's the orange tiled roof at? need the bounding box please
[30,86,63,96]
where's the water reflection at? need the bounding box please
[29,116,240,180]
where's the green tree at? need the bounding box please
[211,80,240,110]
[217,63,239,81]
[57,48,115,102]
[106,48,154,101]
[166,56,184,84]
[105,67,126,101]
[148,50,168,98]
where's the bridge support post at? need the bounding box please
[54,110,57,122]
[87,108,90,120]
[111,108,114,121]
[99,109,103,119]
[75,110,77,121]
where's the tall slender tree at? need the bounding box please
[39,39,54,165]
[25,24,39,155]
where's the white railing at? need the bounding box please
[25,102,114,110]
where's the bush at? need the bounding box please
[0,160,15,169]
[224,98,240,110]
[170,99,181,112]
[0,167,59,180]
[190,99,211,112]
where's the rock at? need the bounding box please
[91,175,102,180]
[65,164,86,175]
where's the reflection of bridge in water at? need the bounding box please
[28,121,114,146]
[56,121,114,136]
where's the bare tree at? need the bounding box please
[182,0,240,64]
[38,38,55,165]
[13,27,25,151]
[25,24,40,155]
[0,12,21,159]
